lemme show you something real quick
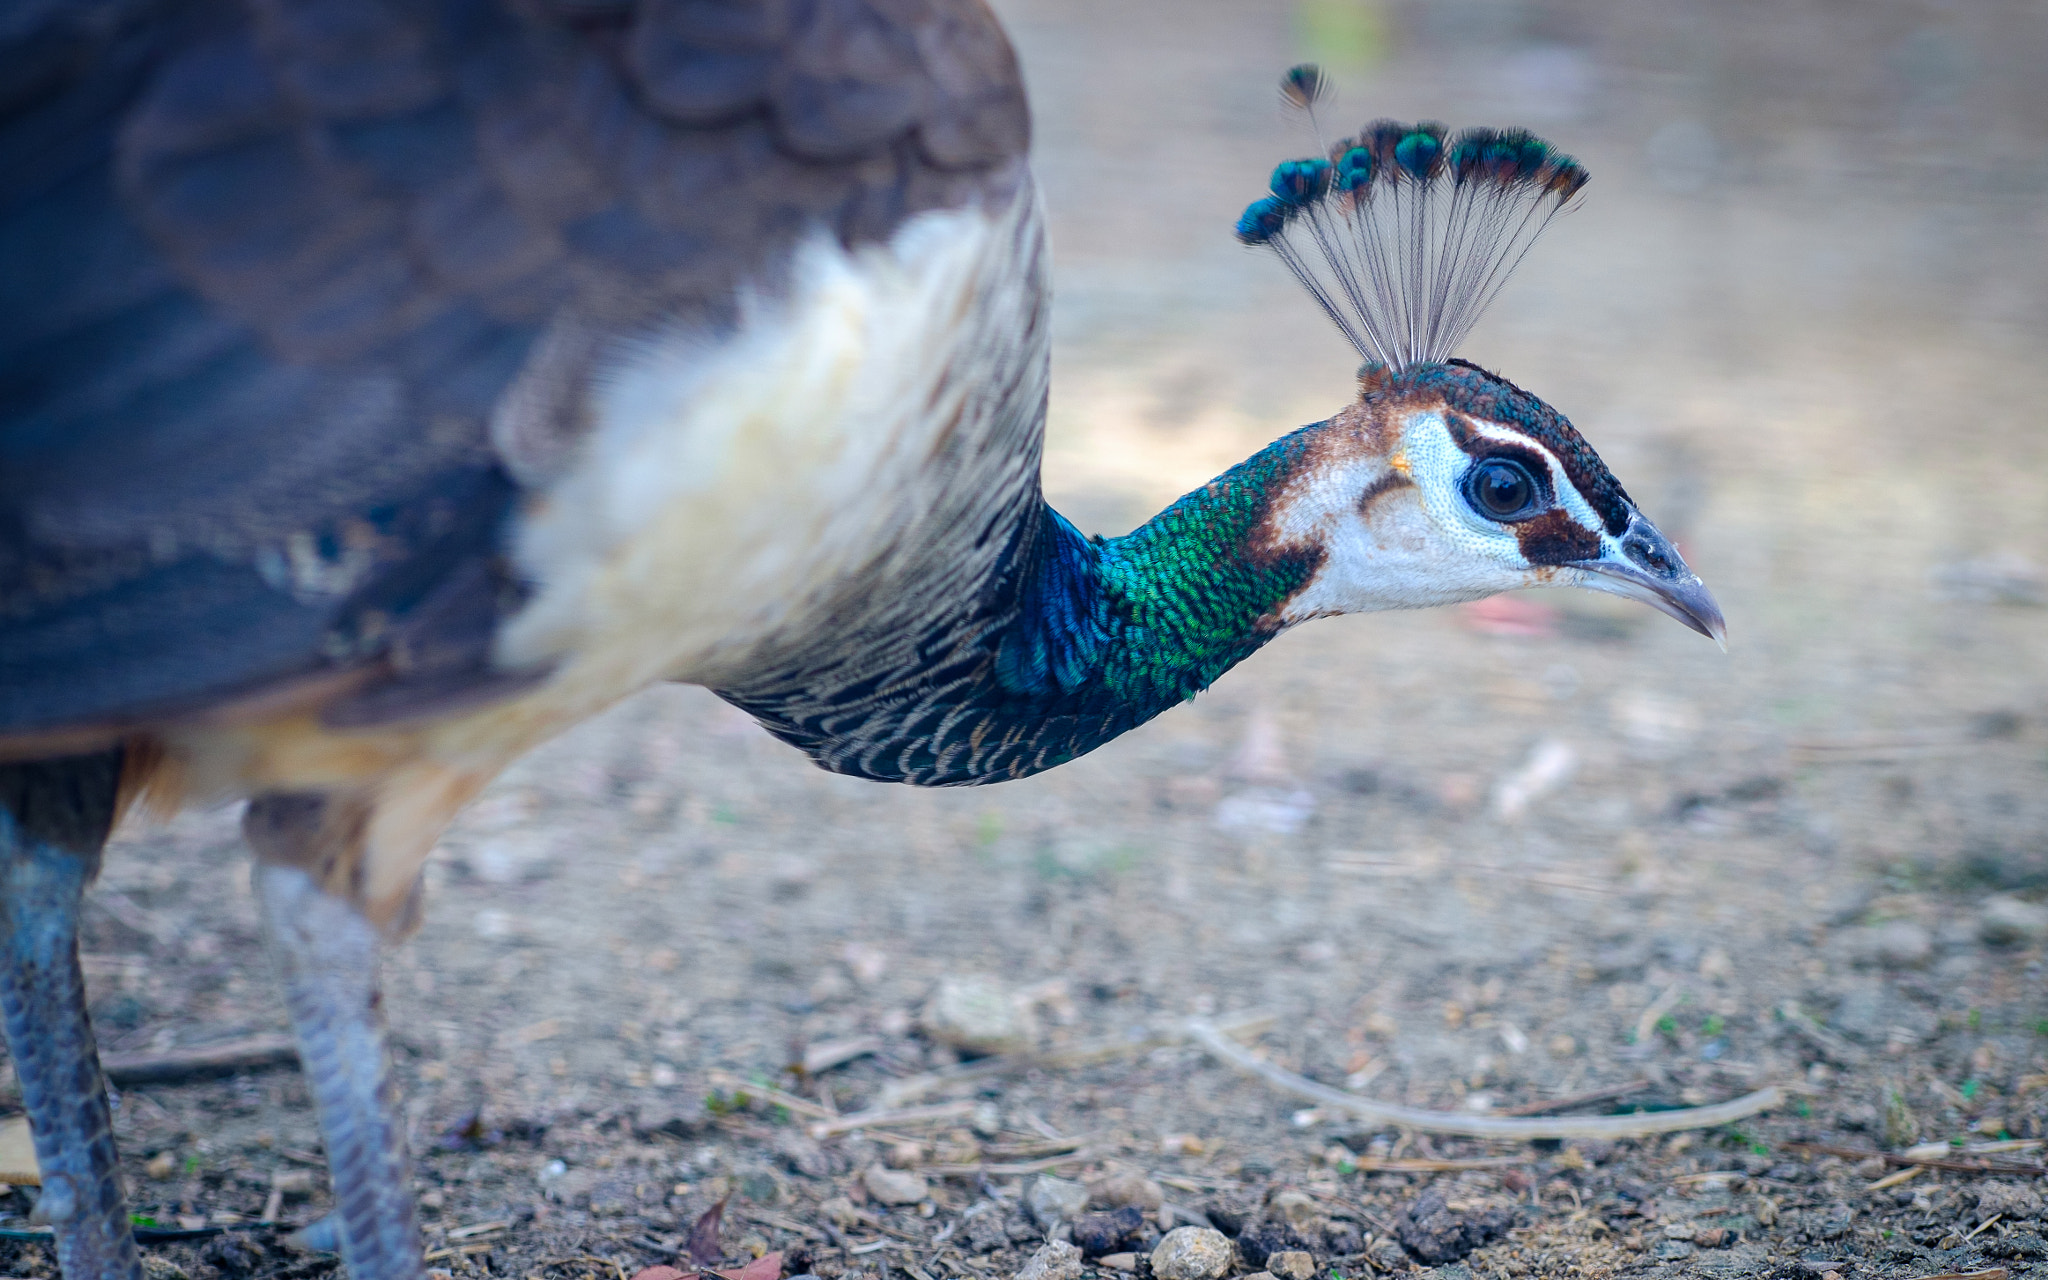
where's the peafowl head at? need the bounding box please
[1235,73,1724,644]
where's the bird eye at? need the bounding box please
[1464,457,1543,521]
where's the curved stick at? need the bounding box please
[1185,1019,1781,1141]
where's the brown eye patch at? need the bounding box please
[1511,508,1601,564]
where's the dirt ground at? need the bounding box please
[6,2,2048,1280]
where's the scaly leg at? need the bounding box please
[0,752,142,1280]
[249,795,422,1280]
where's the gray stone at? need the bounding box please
[1025,1174,1090,1226]
[1150,1227,1233,1280]
[1014,1240,1083,1280]
[923,974,1032,1054]
[543,1166,600,1204]
[1073,1208,1148,1258]
[1979,897,2048,947]
[1989,1232,2048,1261]
[862,1163,927,1205]
[1088,1171,1164,1210]
[963,1201,1009,1253]
[1398,1187,1511,1265]
[820,1196,861,1229]
[1269,1190,1318,1228]
[1975,1180,2045,1220]
[1843,920,1933,968]
[1267,1251,1316,1280]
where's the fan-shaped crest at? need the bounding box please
[1237,77,1589,371]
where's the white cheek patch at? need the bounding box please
[1438,415,1613,558]
[1400,413,1526,560]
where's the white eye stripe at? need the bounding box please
[1456,418,1608,538]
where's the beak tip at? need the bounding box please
[1678,587,1728,651]
[1569,557,1726,649]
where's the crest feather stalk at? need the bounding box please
[1238,66,1589,371]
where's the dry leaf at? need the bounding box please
[687,1194,730,1267]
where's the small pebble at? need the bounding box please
[1074,1207,1148,1257]
[1236,1224,1311,1268]
[923,974,1031,1054]
[1150,1227,1233,1280]
[1096,1256,1138,1273]
[970,1102,1004,1137]
[1025,1174,1090,1226]
[1267,1251,1316,1280]
[1853,920,1933,968]
[885,1142,924,1169]
[1013,1240,1083,1280]
[1090,1171,1165,1211]
[1976,1181,2046,1220]
[144,1151,178,1180]
[863,1164,927,1206]
[1980,896,2048,947]
[1269,1190,1318,1228]
[820,1196,861,1228]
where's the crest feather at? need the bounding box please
[1279,63,1329,112]
[1237,80,1589,371]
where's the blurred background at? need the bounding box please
[37,0,2048,1263]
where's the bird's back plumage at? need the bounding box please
[0,0,1032,744]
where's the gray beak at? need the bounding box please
[1570,513,1726,648]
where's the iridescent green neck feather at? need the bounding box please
[719,426,1326,785]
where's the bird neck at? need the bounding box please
[720,423,1329,785]
[996,428,1326,733]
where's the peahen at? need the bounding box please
[0,6,1720,1279]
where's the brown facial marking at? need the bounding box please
[1356,469,1415,514]
[1512,509,1601,564]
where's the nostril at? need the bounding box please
[1625,535,1671,572]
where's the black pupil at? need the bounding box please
[1477,461,1532,516]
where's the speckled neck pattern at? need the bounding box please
[717,427,1325,785]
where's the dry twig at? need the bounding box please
[704,1071,835,1122]
[1185,1019,1782,1140]
[101,1034,299,1085]
[877,1010,1276,1107]
[809,1100,979,1139]
[1497,1081,1651,1117]
[1785,1143,2048,1178]
[920,1151,1094,1177]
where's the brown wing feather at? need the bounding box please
[0,0,1031,740]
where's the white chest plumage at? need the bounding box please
[500,183,1049,706]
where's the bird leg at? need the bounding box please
[247,794,422,1280]
[0,752,142,1280]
